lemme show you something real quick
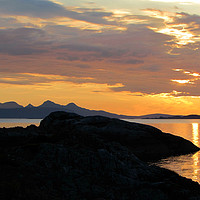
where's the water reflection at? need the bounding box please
[0,119,41,128]
[192,123,199,146]
[126,119,200,183]
[192,123,199,182]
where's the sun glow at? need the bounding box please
[171,79,194,84]
[158,25,195,45]
[148,90,183,98]
[104,9,147,25]
[111,10,132,17]
[173,69,183,72]
[173,69,200,77]
[172,69,200,84]
[148,22,196,46]
[144,9,200,46]
[189,73,200,77]
[143,9,176,23]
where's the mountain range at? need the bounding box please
[0,100,199,119]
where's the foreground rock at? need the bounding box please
[39,112,199,161]
[0,111,200,200]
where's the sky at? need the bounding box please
[1,0,200,115]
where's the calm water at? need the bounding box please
[125,119,200,183]
[0,118,42,128]
[1,118,200,183]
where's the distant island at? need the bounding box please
[0,100,200,119]
[155,115,200,119]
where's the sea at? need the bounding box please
[0,118,200,183]
[125,119,200,183]
[0,118,42,128]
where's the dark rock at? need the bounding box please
[0,111,200,200]
[39,111,199,161]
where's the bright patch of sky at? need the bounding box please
[149,0,200,3]
[58,0,200,16]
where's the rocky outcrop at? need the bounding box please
[39,111,199,161]
[0,111,200,200]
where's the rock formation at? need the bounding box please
[0,111,200,200]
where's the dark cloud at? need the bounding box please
[140,65,161,72]
[44,25,83,37]
[110,77,173,95]
[56,54,103,62]
[174,12,200,25]
[0,0,66,18]
[58,44,105,52]
[111,59,144,65]
[56,44,127,61]
[127,65,161,72]
[0,0,113,25]
[75,64,91,69]
[0,27,49,55]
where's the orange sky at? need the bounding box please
[0,0,200,115]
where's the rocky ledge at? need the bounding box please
[1,111,200,200]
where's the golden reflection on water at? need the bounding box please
[192,123,199,146]
[192,123,199,182]
[127,119,200,183]
[0,119,41,128]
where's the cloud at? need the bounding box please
[54,24,172,61]
[0,22,175,96]
[139,65,161,72]
[1,2,200,99]
[74,64,91,69]
[111,59,144,65]
[0,0,66,18]
[0,27,49,55]
[0,17,18,28]
[0,72,95,85]
[171,68,200,86]
[0,0,113,25]
[144,9,200,47]
[56,43,128,62]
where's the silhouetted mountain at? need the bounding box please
[0,101,137,119]
[38,100,64,108]
[65,102,124,118]
[0,100,200,119]
[140,113,182,119]
[0,101,23,109]
[166,114,200,119]
[25,104,35,108]
[66,102,78,109]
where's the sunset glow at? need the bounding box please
[158,26,195,45]
[171,79,194,84]
[0,0,200,115]
[144,9,200,46]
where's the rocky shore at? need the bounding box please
[1,111,200,200]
